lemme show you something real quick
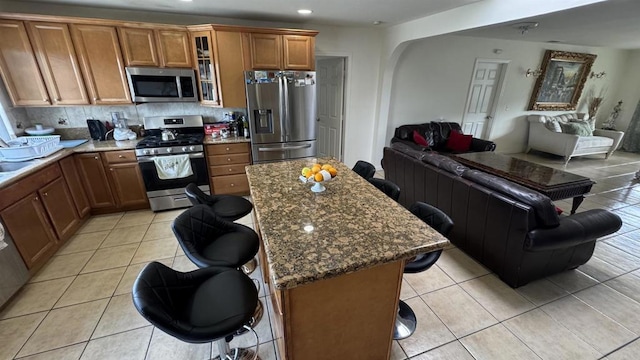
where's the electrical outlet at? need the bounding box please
[58,117,68,125]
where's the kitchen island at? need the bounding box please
[246,158,449,360]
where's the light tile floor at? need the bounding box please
[1,150,639,359]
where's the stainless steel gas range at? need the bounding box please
[136,115,210,211]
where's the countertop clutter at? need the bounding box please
[246,158,450,290]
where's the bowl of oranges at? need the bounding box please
[300,163,338,192]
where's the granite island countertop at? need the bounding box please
[246,158,450,290]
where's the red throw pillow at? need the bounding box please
[413,130,429,147]
[446,130,472,152]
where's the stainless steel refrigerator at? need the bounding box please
[245,70,317,163]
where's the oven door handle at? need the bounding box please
[258,144,311,152]
[137,152,205,163]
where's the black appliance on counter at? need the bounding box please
[135,115,209,212]
[87,119,108,141]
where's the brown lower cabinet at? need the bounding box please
[106,162,149,209]
[75,151,148,213]
[59,155,91,217]
[1,193,58,270]
[206,142,251,195]
[75,152,116,209]
[0,161,82,272]
[38,177,81,240]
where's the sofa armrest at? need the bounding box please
[470,138,496,152]
[593,129,625,150]
[524,209,622,252]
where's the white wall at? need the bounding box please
[312,25,383,166]
[608,49,640,133]
[388,34,630,153]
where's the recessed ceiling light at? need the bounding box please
[297,9,313,15]
[373,21,383,25]
[180,0,193,2]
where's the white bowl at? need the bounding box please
[25,127,55,135]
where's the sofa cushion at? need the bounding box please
[413,130,429,147]
[544,119,562,133]
[446,130,472,152]
[575,135,614,150]
[462,170,560,227]
[560,121,593,136]
[571,118,596,132]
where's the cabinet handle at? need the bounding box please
[93,97,98,101]
[228,168,232,171]
[227,158,231,162]
[55,98,61,102]
[94,156,99,160]
[34,196,39,201]
[226,147,230,151]
[110,168,114,171]
[118,155,124,158]
[230,183,235,187]
[43,98,48,102]
[43,192,48,197]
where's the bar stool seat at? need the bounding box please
[394,202,453,340]
[132,261,261,360]
[185,183,253,222]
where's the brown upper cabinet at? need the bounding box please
[156,30,192,68]
[71,24,131,104]
[243,32,316,71]
[0,20,50,106]
[119,27,192,68]
[118,27,158,66]
[26,22,90,105]
[191,30,221,106]
[190,27,247,108]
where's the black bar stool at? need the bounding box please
[353,160,376,180]
[132,261,261,360]
[172,205,264,329]
[185,183,257,274]
[394,202,454,340]
[368,178,401,201]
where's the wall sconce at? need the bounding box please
[526,68,543,78]
[590,71,606,79]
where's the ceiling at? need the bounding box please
[457,0,640,49]
[16,0,483,27]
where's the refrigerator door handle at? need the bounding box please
[278,74,287,141]
[282,74,290,142]
[258,144,312,152]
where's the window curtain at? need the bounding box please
[622,100,640,153]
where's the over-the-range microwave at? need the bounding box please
[125,67,198,103]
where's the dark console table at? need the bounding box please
[452,152,595,214]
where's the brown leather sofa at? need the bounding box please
[392,122,497,153]
[382,144,622,287]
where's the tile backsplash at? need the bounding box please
[25,102,246,130]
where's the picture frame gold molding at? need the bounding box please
[528,50,597,111]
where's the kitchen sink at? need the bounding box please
[0,161,36,172]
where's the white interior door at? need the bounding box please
[462,61,504,139]
[316,57,345,160]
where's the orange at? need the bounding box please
[312,165,321,174]
[313,163,322,168]
[328,168,337,177]
[314,173,323,182]
[321,164,332,170]
[307,173,315,180]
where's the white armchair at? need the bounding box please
[527,113,624,164]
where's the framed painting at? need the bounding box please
[528,50,596,111]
